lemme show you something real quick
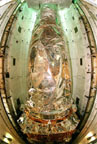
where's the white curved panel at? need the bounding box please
[83,0,97,7]
[0,0,14,6]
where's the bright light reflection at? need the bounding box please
[3,138,9,144]
[86,132,93,138]
[6,133,13,139]
[89,136,96,142]
[21,0,25,2]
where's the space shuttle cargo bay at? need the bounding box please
[0,0,97,144]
